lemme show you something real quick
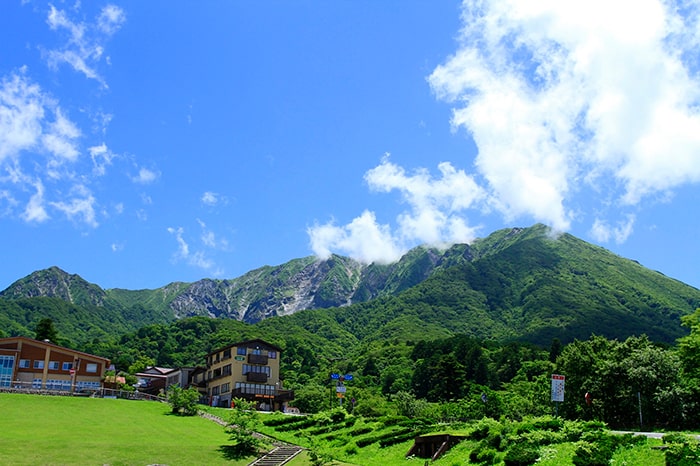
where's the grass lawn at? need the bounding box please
[0,393,252,465]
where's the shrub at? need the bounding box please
[572,432,620,466]
[503,442,540,466]
[167,385,199,416]
[470,442,498,464]
[663,434,700,466]
[469,418,502,441]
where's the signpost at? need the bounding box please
[551,374,565,416]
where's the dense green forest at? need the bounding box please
[6,307,697,431]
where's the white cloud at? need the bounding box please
[21,179,49,223]
[44,3,125,88]
[50,186,98,227]
[590,215,635,244]
[168,225,223,273]
[0,72,105,227]
[97,5,126,35]
[427,0,700,238]
[167,226,189,259]
[308,210,403,264]
[307,156,484,264]
[132,167,159,184]
[88,143,114,176]
[201,191,225,206]
[197,218,229,250]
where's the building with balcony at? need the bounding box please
[0,336,110,392]
[206,338,293,410]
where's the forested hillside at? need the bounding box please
[2,224,699,352]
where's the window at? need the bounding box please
[212,386,220,396]
[221,383,230,393]
[223,364,232,376]
[49,361,59,370]
[223,348,231,359]
[62,362,73,371]
[19,359,30,369]
[252,348,262,355]
[242,365,270,376]
[268,351,277,359]
[33,360,44,369]
[237,347,247,356]
[46,379,71,391]
[86,363,98,373]
[0,355,14,387]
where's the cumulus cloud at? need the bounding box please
[45,4,125,88]
[428,0,700,231]
[308,156,484,264]
[309,0,700,264]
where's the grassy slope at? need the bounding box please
[0,394,670,466]
[0,393,246,466]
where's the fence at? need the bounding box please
[0,381,166,402]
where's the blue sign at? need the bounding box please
[330,373,340,379]
[344,374,353,381]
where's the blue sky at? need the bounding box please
[2,1,700,292]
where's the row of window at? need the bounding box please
[242,364,271,376]
[211,382,231,396]
[31,379,101,391]
[234,382,277,396]
[19,359,98,373]
[215,347,277,358]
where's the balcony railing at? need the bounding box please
[247,354,268,365]
[231,387,294,401]
[246,372,268,383]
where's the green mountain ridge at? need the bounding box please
[1,224,699,350]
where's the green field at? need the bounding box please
[0,393,249,466]
[1,393,674,466]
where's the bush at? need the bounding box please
[503,442,540,466]
[470,442,498,464]
[572,432,614,466]
[469,418,502,441]
[167,385,199,416]
[663,434,700,466]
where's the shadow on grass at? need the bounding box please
[218,444,259,461]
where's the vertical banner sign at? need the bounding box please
[551,374,565,402]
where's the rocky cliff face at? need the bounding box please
[0,244,476,324]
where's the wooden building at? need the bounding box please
[0,336,110,392]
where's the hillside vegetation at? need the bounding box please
[2,224,698,350]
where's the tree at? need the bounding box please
[167,385,199,416]
[226,398,261,457]
[34,318,58,342]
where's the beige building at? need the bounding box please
[206,338,293,410]
[0,336,110,392]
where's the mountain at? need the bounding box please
[2,224,700,347]
[301,225,700,346]
[1,245,473,324]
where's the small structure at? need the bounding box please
[406,434,467,461]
